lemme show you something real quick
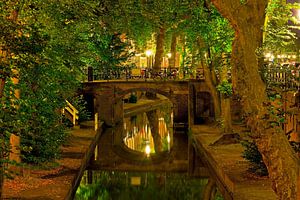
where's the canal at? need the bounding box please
[74,93,223,199]
[75,171,224,200]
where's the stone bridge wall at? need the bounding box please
[82,80,212,127]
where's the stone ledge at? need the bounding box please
[191,125,277,200]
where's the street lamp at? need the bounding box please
[145,50,153,69]
[146,50,153,57]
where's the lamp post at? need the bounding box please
[146,50,153,67]
[145,50,153,78]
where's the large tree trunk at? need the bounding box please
[202,178,216,200]
[202,58,221,119]
[153,27,166,73]
[211,0,300,199]
[169,32,177,70]
[220,54,232,133]
[0,77,5,98]
[197,38,221,119]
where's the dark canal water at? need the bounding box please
[74,95,223,199]
[75,171,223,200]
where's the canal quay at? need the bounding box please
[3,80,278,200]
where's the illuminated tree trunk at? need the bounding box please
[202,178,216,200]
[202,58,221,119]
[146,110,162,152]
[153,27,166,73]
[211,0,299,198]
[198,38,221,119]
[220,55,232,133]
[0,78,5,98]
[169,32,177,69]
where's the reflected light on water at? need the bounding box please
[123,111,173,153]
[145,144,151,157]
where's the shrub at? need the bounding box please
[216,80,233,98]
[129,93,137,103]
[241,140,268,176]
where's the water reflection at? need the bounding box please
[75,170,213,200]
[123,105,173,154]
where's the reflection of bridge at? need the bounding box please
[88,124,194,173]
[81,79,214,173]
[123,98,171,117]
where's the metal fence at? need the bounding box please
[265,63,300,91]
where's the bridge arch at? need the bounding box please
[82,80,214,127]
[116,87,177,105]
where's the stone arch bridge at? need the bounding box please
[81,80,215,127]
[81,80,217,192]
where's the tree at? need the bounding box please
[83,31,134,80]
[211,0,299,198]
[0,1,99,196]
[264,0,299,54]
[0,1,21,197]
[180,0,234,128]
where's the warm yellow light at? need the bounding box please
[265,53,271,58]
[167,53,171,58]
[167,134,170,143]
[145,50,153,57]
[297,9,300,21]
[145,144,151,156]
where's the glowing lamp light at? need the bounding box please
[145,50,153,57]
[145,144,151,156]
[297,9,300,21]
[265,52,271,58]
[167,53,172,58]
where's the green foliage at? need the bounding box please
[241,140,268,176]
[240,0,247,5]
[182,4,234,62]
[83,30,135,80]
[161,136,170,152]
[129,93,138,103]
[216,80,233,98]
[264,0,299,54]
[75,171,208,200]
[68,95,91,123]
[0,0,94,164]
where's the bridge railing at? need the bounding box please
[62,100,79,126]
[85,66,205,81]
